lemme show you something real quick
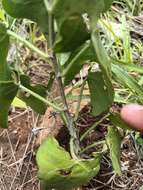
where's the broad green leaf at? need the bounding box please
[91,30,114,111]
[18,75,47,114]
[37,137,101,190]
[2,0,49,34]
[12,97,27,108]
[63,43,96,86]
[109,113,131,131]
[112,64,143,103]
[91,31,112,81]
[0,23,18,128]
[53,0,114,23]
[54,15,90,53]
[0,82,18,128]
[0,23,11,80]
[37,137,74,179]
[88,72,113,116]
[53,0,113,53]
[106,127,122,176]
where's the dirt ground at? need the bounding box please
[0,109,39,190]
[0,106,143,190]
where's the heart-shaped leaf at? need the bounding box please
[2,0,49,34]
[36,137,101,190]
[54,15,90,53]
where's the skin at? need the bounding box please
[121,104,143,133]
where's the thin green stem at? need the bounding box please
[80,140,105,154]
[7,30,49,60]
[48,13,80,158]
[70,138,79,160]
[74,80,86,121]
[19,84,63,112]
[80,114,109,141]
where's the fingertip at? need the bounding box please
[121,104,143,119]
[120,104,143,132]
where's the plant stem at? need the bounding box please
[80,140,105,154]
[19,84,62,112]
[74,80,86,121]
[48,13,80,158]
[7,30,49,60]
[80,114,109,141]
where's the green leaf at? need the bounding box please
[0,23,18,128]
[0,82,18,128]
[12,97,27,108]
[91,30,112,81]
[37,137,74,178]
[18,75,47,114]
[88,72,113,116]
[135,133,143,146]
[53,0,114,52]
[0,8,5,21]
[0,22,11,80]
[53,0,113,22]
[36,137,101,190]
[91,30,114,111]
[54,15,90,53]
[112,64,143,103]
[109,113,131,131]
[120,63,143,74]
[63,43,96,86]
[2,0,49,34]
[106,127,122,176]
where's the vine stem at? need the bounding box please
[80,140,105,154]
[7,30,50,60]
[74,80,86,121]
[48,13,80,158]
[80,114,109,141]
[19,84,62,112]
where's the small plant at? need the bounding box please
[1,0,143,189]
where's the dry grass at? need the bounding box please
[1,108,143,190]
[0,108,40,190]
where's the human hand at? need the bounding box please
[121,104,143,133]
